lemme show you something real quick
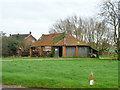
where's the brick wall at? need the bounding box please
[25,35,36,44]
[62,46,66,57]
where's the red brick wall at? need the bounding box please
[62,46,66,57]
[76,46,78,57]
[25,35,36,44]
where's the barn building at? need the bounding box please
[30,33,98,57]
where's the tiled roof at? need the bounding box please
[32,33,88,47]
[10,34,30,40]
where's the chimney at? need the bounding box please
[29,32,31,34]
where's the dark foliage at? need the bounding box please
[21,51,29,57]
[2,34,31,57]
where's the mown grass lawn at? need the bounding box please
[1,57,51,60]
[1,59,118,88]
[99,55,118,59]
[1,56,89,60]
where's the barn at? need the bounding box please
[30,33,98,57]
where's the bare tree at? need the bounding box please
[99,0,118,44]
[99,0,120,58]
[49,15,113,55]
[49,17,73,36]
[118,1,120,60]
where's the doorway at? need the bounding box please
[59,46,62,57]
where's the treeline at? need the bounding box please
[49,16,114,54]
[49,0,118,55]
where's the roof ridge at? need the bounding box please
[11,34,30,36]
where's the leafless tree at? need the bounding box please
[99,0,119,58]
[49,15,113,55]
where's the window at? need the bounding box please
[32,40,35,43]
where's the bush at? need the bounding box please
[2,35,31,57]
[47,51,54,57]
[2,36,19,57]
[21,51,29,57]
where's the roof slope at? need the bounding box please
[32,33,88,47]
[11,34,30,40]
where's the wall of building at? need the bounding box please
[25,35,36,44]
[54,46,89,57]
[66,46,89,57]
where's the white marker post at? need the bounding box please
[90,72,94,85]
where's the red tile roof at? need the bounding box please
[32,33,88,47]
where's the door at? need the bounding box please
[66,46,76,57]
[59,46,62,57]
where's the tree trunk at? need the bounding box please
[118,27,120,60]
[118,1,120,60]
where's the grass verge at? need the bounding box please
[2,59,118,88]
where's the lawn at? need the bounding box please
[1,58,118,88]
[0,57,88,60]
[1,57,51,60]
[99,55,118,59]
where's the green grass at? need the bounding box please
[1,57,49,60]
[1,59,118,88]
[1,57,89,60]
[99,55,118,59]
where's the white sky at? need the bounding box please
[0,0,105,39]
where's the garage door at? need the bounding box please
[78,47,88,57]
[66,46,76,57]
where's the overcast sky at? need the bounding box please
[0,0,106,39]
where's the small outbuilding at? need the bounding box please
[30,33,98,57]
